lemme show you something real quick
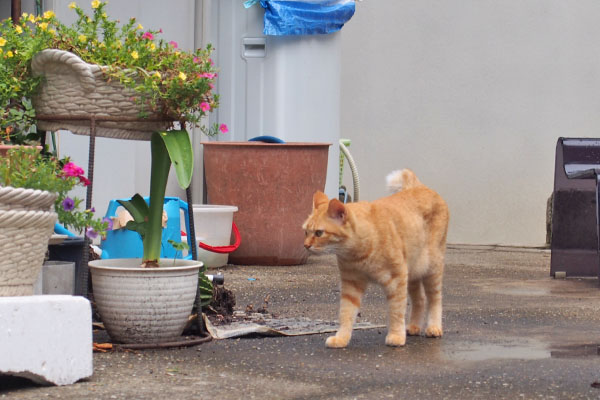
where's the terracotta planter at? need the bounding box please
[203,142,330,265]
[89,258,202,344]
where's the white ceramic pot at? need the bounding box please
[89,258,202,344]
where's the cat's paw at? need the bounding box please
[385,333,406,347]
[406,324,422,336]
[425,325,443,338]
[326,335,349,348]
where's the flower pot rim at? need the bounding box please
[89,258,203,272]
[192,204,238,212]
[201,141,331,147]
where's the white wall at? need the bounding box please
[341,1,600,246]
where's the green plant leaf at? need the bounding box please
[198,273,214,307]
[117,193,149,223]
[157,130,193,189]
[124,220,147,239]
[167,239,189,252]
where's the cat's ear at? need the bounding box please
[313,191,329,210]
[327,199,346,224]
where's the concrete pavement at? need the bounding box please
[2,245,600,399]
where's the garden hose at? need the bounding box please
[339,139,360,202]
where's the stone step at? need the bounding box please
[0,295,93,385]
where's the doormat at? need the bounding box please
[204,312,385,339]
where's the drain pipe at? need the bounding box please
[339,139,360,202]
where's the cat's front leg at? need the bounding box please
[326,278,367,348]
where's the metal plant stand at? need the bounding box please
[35,115,200,297]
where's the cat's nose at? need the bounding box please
[304,241,311,249]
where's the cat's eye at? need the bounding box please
[315,230,324,237]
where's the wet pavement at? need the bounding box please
[2,245,600,399]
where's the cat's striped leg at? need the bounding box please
[406,279,425,336]
[423,272,443,337]
[384,268,408,346]
[326,278,366,348]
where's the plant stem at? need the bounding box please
[144,132,171,265]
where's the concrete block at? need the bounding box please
[0,295,93,385]
[34,261,76,295]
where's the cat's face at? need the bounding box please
[302,191,349,253]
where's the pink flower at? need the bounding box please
[200,102,210,112]
[62,162,84,178]
[159,28,163,33]
[78,176,91,187]
[169,41,178,48]
[193,56,201,64]
[219,124,228,134]
[199,72,216,79]
[208,83,214,89]
[141,31,154,40]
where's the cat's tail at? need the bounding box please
[386,169,422,193]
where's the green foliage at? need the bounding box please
[0,1,227,144]
[167,239,190,264]
[0,146,108,237]
[198,272,214,308]
[117,194,149,240]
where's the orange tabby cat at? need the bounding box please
[302,169,449,348]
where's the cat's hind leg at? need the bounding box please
[406,279,425,336]
[383,266,409,346]
[326,277,367,348]
[423,271,443,337]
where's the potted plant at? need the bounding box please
[0,1,227,343]
[0,147,107,296]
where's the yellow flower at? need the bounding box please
[178,72,187,81]
[153,71,161,79]
[28,14,35,23]
[99,42,106,48]
[6,51,13,58]
[43,10,55,19]
[136,24,143,30]
[91,0,100,9]
[68,2,77,9]
[131,51,139,59]
[102,12,108,18]
[0,49,3,55]
[0,37,6,47]
[15,25,22,34]
[49,29,56,36]
[78,34,87,43]
[39,22,48,31]
[149,43,156,51]
[21,12,28,19]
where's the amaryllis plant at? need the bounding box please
[0,147,109,238]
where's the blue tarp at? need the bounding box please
[246,0,355,36]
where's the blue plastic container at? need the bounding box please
[100,197,193,260]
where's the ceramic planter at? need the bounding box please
[203,142,330,265]
[89,258,202,344]
[0,186,57,296]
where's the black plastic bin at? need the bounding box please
[47,237,86,288]
[551,138,600,279]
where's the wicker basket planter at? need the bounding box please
[31,49,171,141]
[0,186,57,296]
